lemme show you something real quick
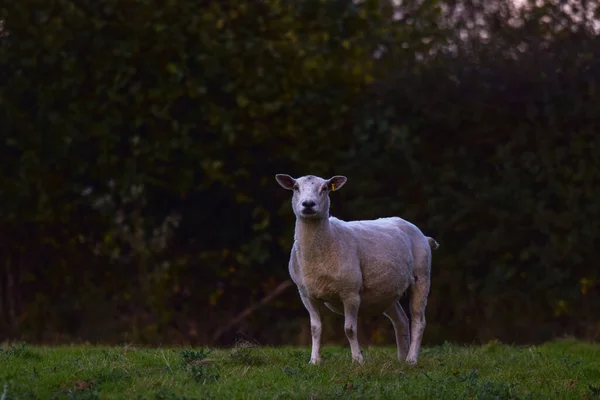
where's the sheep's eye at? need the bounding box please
[293,185,299,191]
[320,186,327,193]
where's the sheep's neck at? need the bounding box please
[294,217,334,264]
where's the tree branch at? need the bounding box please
[212,280,294,343]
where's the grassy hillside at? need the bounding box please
[1,340,599,399]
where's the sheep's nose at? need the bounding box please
[302,200,316,208]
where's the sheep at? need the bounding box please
[275,174,439,365]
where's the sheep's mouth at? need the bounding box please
[301,208,317,216]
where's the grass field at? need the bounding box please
[1,339,599,399]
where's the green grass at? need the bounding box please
[1,339,599,399]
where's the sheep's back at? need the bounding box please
[331,217,415,313]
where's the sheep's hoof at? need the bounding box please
[405,357,418,366]
[352,354,364,365]
[309,358,321,365]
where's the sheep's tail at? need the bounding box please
[427,237,439,251]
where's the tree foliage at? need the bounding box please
[0,0,598,345]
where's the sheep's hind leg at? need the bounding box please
[406,273,430,365]
[300,294,323,365]
[342,294,364,364]
[383,301,410,361]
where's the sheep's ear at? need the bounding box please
[275,174,297,190]
[327,176,347,192]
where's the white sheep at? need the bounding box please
[275,174,439,365]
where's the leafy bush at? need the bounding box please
[0,0,598,345]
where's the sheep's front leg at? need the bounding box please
[342,294,363,364]
[300,294,323,365]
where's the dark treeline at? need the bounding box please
[0,0,598,347]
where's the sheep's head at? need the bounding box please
[275,174,347,220]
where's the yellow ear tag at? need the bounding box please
[331,183,336,191]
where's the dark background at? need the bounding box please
[1,0,599,348]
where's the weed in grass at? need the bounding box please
[189,363,220,384]
[469,379,520,400]
[283,365,300,377]
[287,349,309,363]
[587,384,600,399]
[458,368,479,383]
[180,348,220,384]
[561,354,584,369]
[180,349,210,365]
[228,341,265,366]
[282,363,320,383]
